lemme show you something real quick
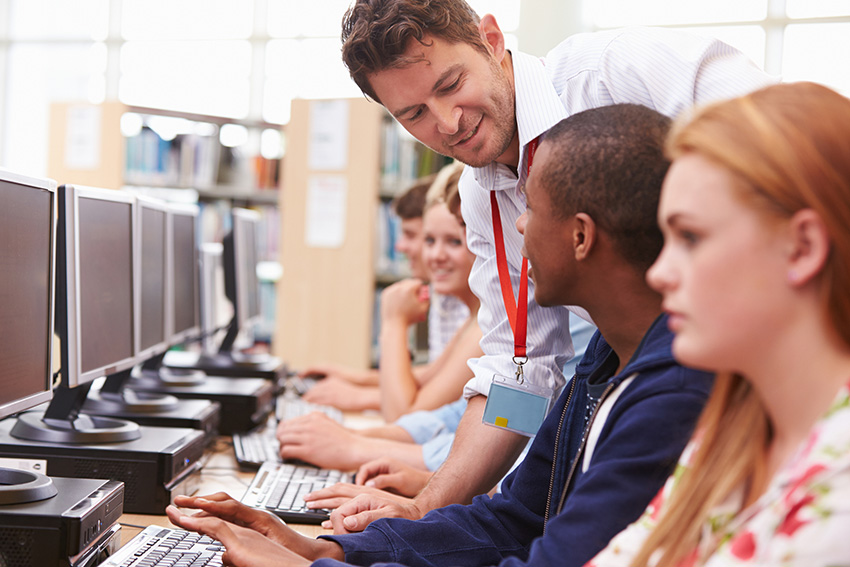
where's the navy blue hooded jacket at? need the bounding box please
[316,314,713,567]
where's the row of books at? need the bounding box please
[124,127,280,192]
[380,118,452,196]
[374,199,411,279]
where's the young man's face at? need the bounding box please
[368,34,516,168]
[516,143,576,307]
[396,217,428,280]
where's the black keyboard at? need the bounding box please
[240,462,353,524]
[98,526,223,567]
[232,397,343,469]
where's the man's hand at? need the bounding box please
[302,377,380,411]
[166,493,342,562]
[327,491,426,534]
[276,412,365,470]
[355,457,432,497]
[380,279,429,324]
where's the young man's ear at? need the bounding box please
[786,208,830,286]
[478,14,506,62]
[572,212,596,262]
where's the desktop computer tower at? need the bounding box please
[128,374,274,435]
[0,418,204,515]
[0,477,123,567]
[163,350,288,392]
[83,394,221,446]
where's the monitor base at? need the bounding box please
[10,411,141,444]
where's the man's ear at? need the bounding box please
[786,208,830,286]
[573,212,596,262]
[478,14,506,62]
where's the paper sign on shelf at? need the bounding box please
[305,175,347,248]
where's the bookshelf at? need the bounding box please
[276,98,449,369]
[47,101,282,197]
[46,100,283,345]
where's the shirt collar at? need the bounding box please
[472,50,569,190]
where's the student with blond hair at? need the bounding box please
[587,82,850,567]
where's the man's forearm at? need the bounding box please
[414,395,527,509]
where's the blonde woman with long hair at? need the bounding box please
[587,82,850,566]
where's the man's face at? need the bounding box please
[368,34,516,168]
[396,217,428,280]
[516,143,575,307]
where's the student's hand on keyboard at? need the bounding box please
[302,377,381,412]
[326,490,426,534]
[166,493,344,564]
[276,412,368,470]
[302,481,404,518]
[355,457,433,497]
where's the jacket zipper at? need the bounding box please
[542,375,577,534]
[555,380,619,515]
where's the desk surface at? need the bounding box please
[118,410,385,544]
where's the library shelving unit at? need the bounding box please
[277,98,449,370]
[46,100,283,343]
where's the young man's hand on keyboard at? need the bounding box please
[167,493,344,565]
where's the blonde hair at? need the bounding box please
[425,161,465,223]
[635,82,850,567]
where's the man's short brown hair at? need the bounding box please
[392,174,434,220]
[341,0,487,103]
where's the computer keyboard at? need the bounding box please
[98,525,224,567]
[240,461,353,524]
[232,396,343,468]
[276,395,343,422]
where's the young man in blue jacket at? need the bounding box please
[165,104,715,567]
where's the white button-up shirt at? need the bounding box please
[461,26,777,399]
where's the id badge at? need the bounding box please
[483,375,553,437]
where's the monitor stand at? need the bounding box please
[137,351,207,386]
[10,383,141,444]
[0,467,57,505]
[85,367,180,413]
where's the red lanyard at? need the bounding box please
[490,138,537,361]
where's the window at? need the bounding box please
[583,0,850,95]
[0,0,522,173]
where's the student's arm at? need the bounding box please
[298,363,380,387]
[301,378,381,412]
[402,316,482,416]
[376,279,430,421]
[276,413,425,471]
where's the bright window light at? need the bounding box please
[120,40,251,118]
[121,0,254,39]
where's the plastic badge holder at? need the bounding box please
[482,375,552,437]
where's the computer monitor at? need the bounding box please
[89,194,179,409]
[0,169,59,504]
[220,207,261,351]
[136,196,171,360]
[199,242,233,354]
[11,184,141,443]
[169,203,201,345]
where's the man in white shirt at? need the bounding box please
[336,0,776,526]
